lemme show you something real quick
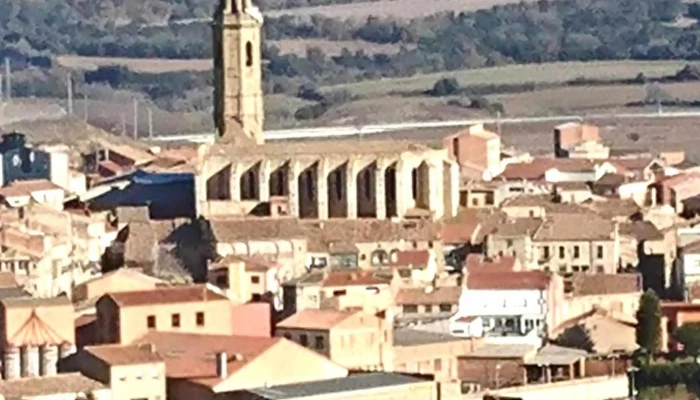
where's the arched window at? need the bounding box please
[246,42,253,67]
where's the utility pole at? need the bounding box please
[133,99,139,139]
[67,73,73,115]
[83,90,89,123]
[4,58,11,102]
[148,108,153,139]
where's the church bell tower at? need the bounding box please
[213,0,265,146]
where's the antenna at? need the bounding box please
[67,73,73,115]
[133,99,139,139]
[4,58,11,102]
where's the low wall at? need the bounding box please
[488,376,628,400]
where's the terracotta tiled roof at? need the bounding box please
[581,198,641,220]
[98,159,123,175]
[85,343,164,366]
[0,373,105,397]
[394,286,461,306]
[104,143,155,165]
[277,309,359,330]
[595,173,627,187]
[569,274,642,296]
[207,219,440,253]
[392,250,431,268]
[464,254,517,273]
[493,217,543,237]
[499,158,595,180]
[466,271,552,290]
[133,331,279,386]
[619,221,664,241]
[321,270,391,288]
[533,214,614,241]
[0,179,63,198]
[104,285,228,307]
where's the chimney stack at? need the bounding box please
[216,352,227,378]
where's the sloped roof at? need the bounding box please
[466,271,552,291]
[0,179,63,198]
[85,343,164,366]
[0,373,106,397]
[464,254,518,273]
[619,221,664,241]
[533,214,614,241]
[570,274,642,296]
[394,286,461,306]
[276,309,365,331]
[499,158,595,180]
[104,285,228,307]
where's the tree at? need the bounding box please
[555,324,595,353]
[636,289,662,356]
[673,323,700,361]
[429,78,461,96]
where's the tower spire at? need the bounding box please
[213,0,265,146]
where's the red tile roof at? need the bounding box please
[85,343,164,366]
[0,271,19,289]
[499,158,595,181]
[133,331,279,385]
[392,250,431,268]
[569,274,642,296]
[0,179,62,198]
[466,271,552,291]
[105,285,228,307]
[394,286,462,305]
[277,309,358,330]
[321,270,390,288]
[464,254,518,273]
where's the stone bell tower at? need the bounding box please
[213,0,265,146]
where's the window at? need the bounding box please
[529,210,535,217]
[434,359,443,372]
[333,290,347,296]
[135,370,143,380]
[596,265,605,273]
[559,265,567,273]
[506,239,513,247]
[284,333,292,339]
[572,266,580,273]
[439,304,452,312]
[403,305,418,313]
[300,334,308,346]
[573,246,580,259]
[428,241,434,249]
[315,335,325,350]
[597,245,604,259]
[485,192,495,205]
[171,313,180,328]
[245,41,253,67]
[251,293,262,301]
[196,312,205,327]
[424,305,433,313]
[251,276,260,284]
[582,265,590,273]
[151,369,159,379]
[147,315,156,329]
[543,246,550,259]
[559,246,565,259]
[452,138,460,159]
[472,198,479,207]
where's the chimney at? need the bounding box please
[216,352,227,378]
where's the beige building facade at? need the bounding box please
[213,0,264,146]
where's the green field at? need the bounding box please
[322,60,689,97]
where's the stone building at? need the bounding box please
[199,0,459,221]
[0,296,76,380]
